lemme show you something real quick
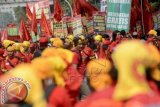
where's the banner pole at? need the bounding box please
[65,0,73,17]
[140,0,145,35]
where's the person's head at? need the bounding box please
[112,40,152,101]
[87,59,112,91]
[22,41,30,52]
[120,30,126,37]
[132,32,138,39]
[94,34,102,45]
[148,29,157,38]
[7,46,15,57]
[102,33,110,40]
[145,45,160,84]
[64,34,74,49]
[112,30,121,41]
[3,40,15,49]
[73,36,85,50]
[39,37,48,51]
[50,38,64,48]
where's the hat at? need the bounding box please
[87,59,112,91]
[3,40,15,48]
[7,46,15,52]
[112,40,151,101]
[39,37,48,43]
[31,57,54,79]
[146,44,160,81]
[42,48,74,64]
[23,41,30,47]
[46,56,67,87]
[51,38,64,48]
[94,35,102,42]
[12,43,22,51]
[148,30,157,36]
[66,35,74,43]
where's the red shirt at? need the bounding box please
[124,92,160,107]
[1,57,19,71]
[48,86,72,107]
[75,85,122,107]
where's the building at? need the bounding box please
[0,0,53,20]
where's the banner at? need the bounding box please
[152,9,160,29]
[7,28,18,36]
[65,16,83,36]
[100,0,108,12]
[53,20,68,37]
[106,0,132,31]
[73,15,83,36]
[93,12,106,32]
[29,0,50,19]
[86,20,94,34]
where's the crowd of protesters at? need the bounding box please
[0,29,160,107]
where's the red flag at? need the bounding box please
[19,18,31,41]
[54,0,63,22]
[26,3,33,21]
[142,0,154,33]
[72,0,78,17]
[31,6,37,35]
[40,10,52,37]
[75,0,98,17]
[1,29,8,42]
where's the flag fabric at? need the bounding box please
[19,18,31,41]
[75,0,98,17]
[130,0,141,32]
[1,29,8,42]
[54,0,63,22]
[26,3,33,21]
[40,10,52,37]
[31,6,37,35]
[142,0,154,33]
[72,0,78,17]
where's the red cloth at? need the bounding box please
[96,43,106,59]
[19,18,31,41]
[54,0,63,22]
[26,3,33,21]
[48,86,72,107]
[40,10,52,37]
[143,0,154,33]
[75,85,122,107]
[65,65,82,105]
[75,0,98,17]
[31,6,37,35]
[21,52,33,63]
[1,29,8,42]
[124,93,160,107]
[149,80,160,95]
[1,57,19,71]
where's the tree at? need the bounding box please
[0,12,14,29]
[14,6,26,24]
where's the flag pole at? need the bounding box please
[140,0,145,35]
[65,0,73,17]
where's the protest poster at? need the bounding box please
[86,20,94,34]
[7,24,18,36]
[53,20,68,37]
[29,0,50,19]
[65,15,83,36]
[106,0,132,31]
[93,12,106,32]
[73,15,83,36]
[157,10,160,29]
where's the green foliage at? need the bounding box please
[14,6,26,24]
[0,12,14,28]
